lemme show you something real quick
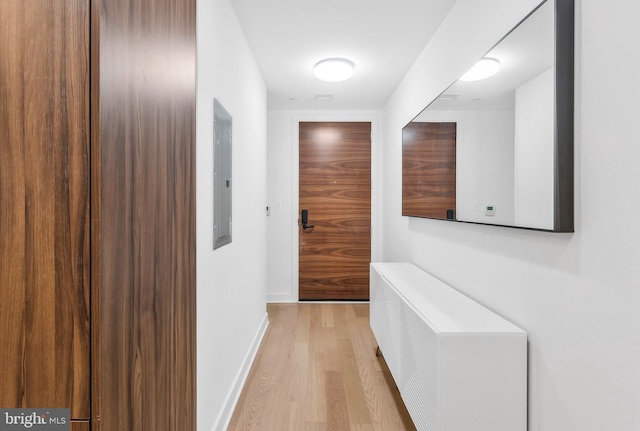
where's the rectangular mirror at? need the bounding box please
[402,0,574,232]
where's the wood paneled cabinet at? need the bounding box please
[0,1,196,430]
[0,0,90,419]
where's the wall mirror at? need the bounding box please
[402,0,574,232]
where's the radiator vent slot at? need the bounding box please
[404,370,431,431]
[401,301,440,430]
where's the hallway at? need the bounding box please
[227,303,416,431]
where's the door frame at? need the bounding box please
[291,113,380,302]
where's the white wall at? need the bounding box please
[381,1,640,430]
[458,109,515,224]
[196,0,268,429]
[415,109,515,224]
[514,67,555,229]
[266,110,380,302]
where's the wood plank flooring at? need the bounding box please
[227,303,417,431]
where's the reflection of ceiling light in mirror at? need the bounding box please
[313,58,355,82]
[459,57,501,82]
[315,94,334,101]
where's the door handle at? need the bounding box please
[301,209,314,230]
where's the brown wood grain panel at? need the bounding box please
[93,0,196,429]
[0,0,90,418]
[90,0,102,429]
[71,421,90,431]
[299,279,370,301]
[402,122,456,220]
[300,234,372,259]
[300,184,370,234]
[299,123,371,300]
[300,124,372,184]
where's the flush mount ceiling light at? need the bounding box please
[459,57,501,82]
[439,94,459,101]
[315,94,334,101]
[313,58,355,82]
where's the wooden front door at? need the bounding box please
[299,122,371,300]
[402,121,457,219]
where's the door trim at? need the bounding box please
[291,113,379,302]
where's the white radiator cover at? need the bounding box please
[370,262,527,431]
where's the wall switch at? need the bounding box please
[266,206,270,216]
[485,205,496,216]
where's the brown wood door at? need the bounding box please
[71,422,90,431]
[0,0,90,418]
[299,122,371,300]
[402,122,456,219]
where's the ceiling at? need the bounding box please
[230,0,456,110]
[426,0,553,112]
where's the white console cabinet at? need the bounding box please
[370,263,527,431]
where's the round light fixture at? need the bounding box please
[313,58,355,82]
[459,57,501,82]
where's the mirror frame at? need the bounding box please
[402,0,574,232]
[554,0,574,233]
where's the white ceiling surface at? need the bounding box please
[230,0,456,110]
[426,0,554,112]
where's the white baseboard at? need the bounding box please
[267,292,297,303]
[212,312,269,431]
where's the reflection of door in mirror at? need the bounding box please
[402,122,456,219]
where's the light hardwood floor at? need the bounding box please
[227,303,417,431]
